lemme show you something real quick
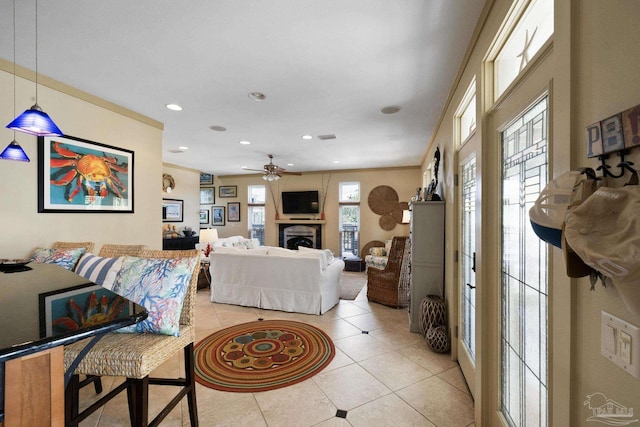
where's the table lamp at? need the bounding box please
[200,228,218,257]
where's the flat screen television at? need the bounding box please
[282,190,320,214]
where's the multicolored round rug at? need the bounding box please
[194,319,335,392]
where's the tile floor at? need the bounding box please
[78,273,475,426]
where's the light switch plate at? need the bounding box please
[601,311,640,379]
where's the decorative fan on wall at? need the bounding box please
[242,154,301,181]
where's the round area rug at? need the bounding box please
[194,319,335,393]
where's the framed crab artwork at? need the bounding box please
[37,135,134,213]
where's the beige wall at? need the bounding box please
[422,0,640,424]
[212,168,420,255]
[571,0,640,421]
[162,163,201,235]
[0,62,164,258]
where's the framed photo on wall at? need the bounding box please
[211,206,225,226]
[219,185,237,198]
[199,209,210,224]
[200,187,215,204]
[162,198,183,222]
[228,202,240,222]
[38,135,134,213]
[200,173,213,185]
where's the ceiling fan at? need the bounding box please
[243,154,302,181]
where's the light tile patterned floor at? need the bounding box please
[78,273,475,426]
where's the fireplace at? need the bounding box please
[279,224,322,249]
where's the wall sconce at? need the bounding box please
[162,173,175,193]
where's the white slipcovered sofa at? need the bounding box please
[209,246,344,314]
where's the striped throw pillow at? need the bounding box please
[75,253,124,289]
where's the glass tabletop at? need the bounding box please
[0,262,146,361]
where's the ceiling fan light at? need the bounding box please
[0,139,30,162]
[7,104,63,136]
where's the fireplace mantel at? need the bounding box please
[275,219,326,225]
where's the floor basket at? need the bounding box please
[419,295,446,337]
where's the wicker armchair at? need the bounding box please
[64,249,200,427]
[51,241,95,253]
[366,236,410,308]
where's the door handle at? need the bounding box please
[472,252,476,273]
[466,283,476,289]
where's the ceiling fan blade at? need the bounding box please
[242,167,267,173]
[281,171,302,176]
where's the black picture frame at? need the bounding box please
[38,135,134,213]
[212,206,225,226]
[200,173,213,185]
[200,187,215,204]
[228,202,240,222]
[199,209,210,224]
[219,185,237,198]
[162,198,184,222]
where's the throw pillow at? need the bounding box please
[369,247,387,257]
[75,253,124,289]
[29,247,86,271]
[111,255,199,336]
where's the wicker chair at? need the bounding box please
[366,236,410,308]
[64,249,200,427]
[98,244,148,257]
[51,241,95,253]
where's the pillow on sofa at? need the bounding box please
[75,253,124,288]
[111,255,199,336]
[267,247,298,257]
[29,247,86,271]
[369,247,387,257]
[297,247,334,266]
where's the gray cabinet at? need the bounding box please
[408,201,445,333]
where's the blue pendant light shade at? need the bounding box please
[0,139,30,162]
[7,103,63,136]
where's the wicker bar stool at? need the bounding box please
[64,249,200,427]
[366,236,410,307]
[99,244,148,257]
[77,244,149,395]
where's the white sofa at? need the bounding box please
[209,246,344,314]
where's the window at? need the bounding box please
[501,96,548,427]
[493,0,553,99]
[339,182,360,257]
[456,78,477,145]
[248,185,265,245]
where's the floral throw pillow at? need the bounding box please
[29,247,86,271]
[369,247,387,257]
[110,255,199,336]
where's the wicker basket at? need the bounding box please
[426,325,450,353]
[419,295,446,336]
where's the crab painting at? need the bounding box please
[49,141,128,204]
[52,291,128,334]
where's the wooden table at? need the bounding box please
[0,263,146,427]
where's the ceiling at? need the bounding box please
[0,0,485,177]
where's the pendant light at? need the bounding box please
[0,0,30,161]
[5,0,63,137]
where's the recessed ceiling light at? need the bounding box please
[333,160,341,164]
[166,104,183,111]
[301,135,313,140]
[380,105,401,114]
[178,146,189,150]
[239,140,251,145]
[287,163,294,166]
[210,125,227,131]
[248,92,266,101]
